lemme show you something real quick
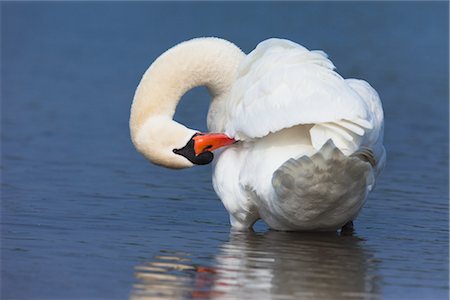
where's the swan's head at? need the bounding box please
[132,116,236,169]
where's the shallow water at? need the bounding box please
[1,2,448,300]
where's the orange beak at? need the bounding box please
[193,133,236,156]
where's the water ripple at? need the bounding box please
[131,231,381,300]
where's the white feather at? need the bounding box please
[223,39,371,143]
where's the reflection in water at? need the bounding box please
[131,231,381,299]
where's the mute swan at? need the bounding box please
[130,37,385,231]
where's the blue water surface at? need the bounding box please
[1,2,448,300]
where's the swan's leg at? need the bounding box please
[229,213,259,230]
[340,220,354,235]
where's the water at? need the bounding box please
[1,2,448,299]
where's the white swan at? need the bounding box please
[130,37,385,231]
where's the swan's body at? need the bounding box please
[130,37,385,231]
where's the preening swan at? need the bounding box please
[130,37,385,231]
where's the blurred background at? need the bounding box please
[1,2,448,299]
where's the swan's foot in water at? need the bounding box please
[229,214,259,231]
[340,220,354,236]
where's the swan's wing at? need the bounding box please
[308,78,385,172]
[224,39,384,160]
[270,140,374,230]
[345,79,385,158]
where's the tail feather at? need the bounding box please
[269,140,375,231]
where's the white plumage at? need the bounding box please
[130,37,385,231]
[210,38,385,230]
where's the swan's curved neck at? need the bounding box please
[130,38,244,136]
[129,38,244,168]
